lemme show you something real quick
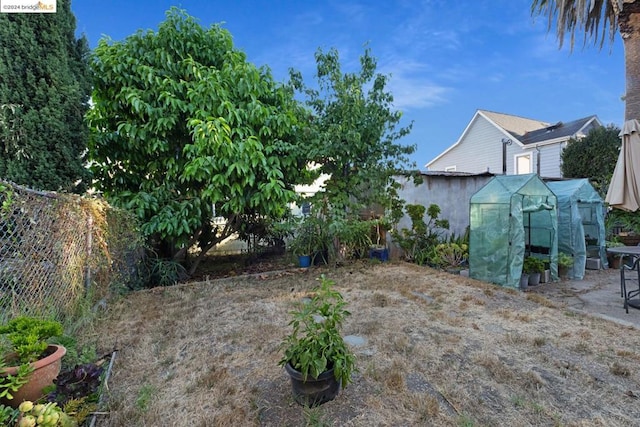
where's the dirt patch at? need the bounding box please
[82,261,640,426]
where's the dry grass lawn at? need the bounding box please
[80,260,640,426]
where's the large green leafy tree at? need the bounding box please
[531,0,640,121]
[87,8,311,273]
[0,0,91,192]
[561,125,621,195]
[289,47,415,217]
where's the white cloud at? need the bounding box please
[389,77,449,110]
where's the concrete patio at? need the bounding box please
[530,267,640,328]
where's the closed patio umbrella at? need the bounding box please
[605,119,640,212]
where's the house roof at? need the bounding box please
[426,109,601,168]
[481,110,549,137]
[516,116,598,145]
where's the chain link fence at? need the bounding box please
[0,180,143,323]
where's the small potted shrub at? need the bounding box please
[558,252,574,279]
[279,275,356,406]
[288,216,330,267]
[523,256,545,286]
[0,317,66,407]
[606,238,625,269]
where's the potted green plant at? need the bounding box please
[0,317,66,407]
[288,215,330,267]
[557,252,574,279]
[606,238,625,269]
[523,256,545,286]
[288,218,316,267]
[330,218,373,261]
[368,217,389,261]
[279,275,356,407]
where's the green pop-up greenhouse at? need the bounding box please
[545,179,606,279]
[469,174,558,289]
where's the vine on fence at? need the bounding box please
[0,180,143,322]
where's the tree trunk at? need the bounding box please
[620,2,640,120]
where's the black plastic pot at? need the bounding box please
[284,363,340,407]
[312,249,329,265]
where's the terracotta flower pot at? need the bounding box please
[1,344,66,407]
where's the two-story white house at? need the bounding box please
[426,109,602,177]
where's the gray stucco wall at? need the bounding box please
[394,172,494,239]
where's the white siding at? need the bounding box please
[536,143,563,178]
[429,116,508,174]
[428,112,596,177]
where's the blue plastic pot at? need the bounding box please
[298,255,312,268]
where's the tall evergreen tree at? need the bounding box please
[0,0,91,192]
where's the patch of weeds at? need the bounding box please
[136,384,157,412]
[610,361,631,377]
[522,370,546,391]
[392,335,411,354]
[526,293,555,308]
[531,401,545,414]
[403,393,440,421]
[496,308,514,319]
[385,371,405,391]
[383,360,406,391]
[250,395,269,425]
[147,256,188,287]
[550,412,564,426]
[372,292,387,307]
[457,413,475,427]
[577,329,592,340]
[303,406,330,427]
[474,353,514,382]
[573,341,591,354]
[616,349,634,358]
[364,360,380,381]
[196,366,229,388]
[55,334,98,369]
[511,395,526,408]
[446,316,465,327]
[504,332,528,345]
[533,336,547,346]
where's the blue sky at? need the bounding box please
[71,0,625,169]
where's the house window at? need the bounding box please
[444,166,456,172]
[515,153,531,174]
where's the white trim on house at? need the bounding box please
[514,153,532,174]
